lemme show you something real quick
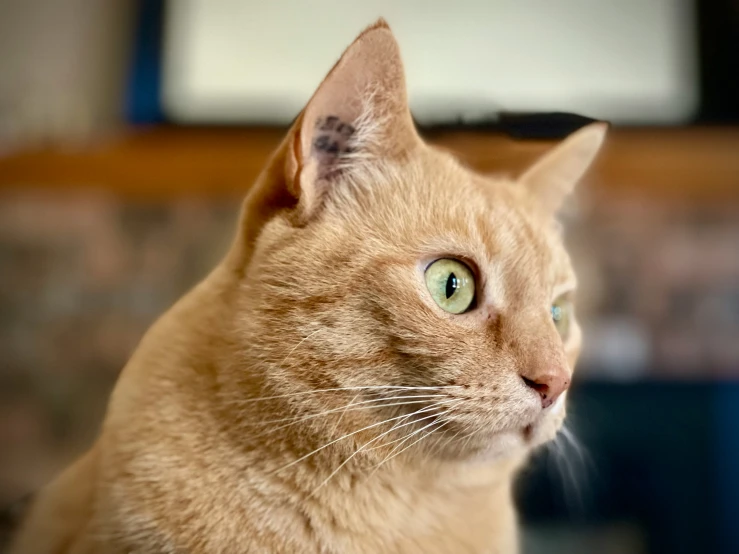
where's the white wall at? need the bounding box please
[164,0,698,125]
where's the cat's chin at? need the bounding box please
[463,431,531,464]
[451,395,567,465]
[463,426,552,463]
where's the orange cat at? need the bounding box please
[10,19,606,554]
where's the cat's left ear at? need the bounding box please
[518,122,608,214]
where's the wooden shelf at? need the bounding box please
[1,126,737,201]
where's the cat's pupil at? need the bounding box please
[445,273,458,299]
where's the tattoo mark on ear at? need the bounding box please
[312,115,356,178]
[314,135,341,154]
[318,116,338,132]
[317,116,355,138]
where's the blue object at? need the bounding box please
[125,0,165,124]
[517,380,739,554]
[714,383,739,554]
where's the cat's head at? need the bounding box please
[226,20,606,466]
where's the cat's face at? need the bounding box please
[230,21,605,467]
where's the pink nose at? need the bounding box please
[521,369,570,409]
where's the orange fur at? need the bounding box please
[10,19,606,554]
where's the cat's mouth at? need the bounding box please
[520,395,567,445]
[522,424,535,442]
[438,392,567,461]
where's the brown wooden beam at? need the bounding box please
[1,127,737,201]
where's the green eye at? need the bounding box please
[425,259,475,314]
[551,298,572,339]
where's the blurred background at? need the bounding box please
[1,1,738,553]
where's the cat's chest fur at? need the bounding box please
[100,395,519,554]
[110,452,518,554]
[306,467,519,554]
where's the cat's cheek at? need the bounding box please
[565,321,583,367]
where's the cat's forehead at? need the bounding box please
[459,174,574,291]
[355,153,575,291]
[465,190,573,308]
[413,154,556,248]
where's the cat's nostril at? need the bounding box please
[521,372,569,409]
[522,376,548,395]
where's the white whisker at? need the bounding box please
[328,392,361,437]
[560,425,590,467]
[275,328,324,370]
[308,405,457,497]
[460,427,478,453]
[548,423,591,516]
[439,424,469,452]
[372,420,452,473]
[364,415,445,454]
[366,418,444,478]
[358,399,454,452]
[251,398,455,438]
[269,403,449,476]
[238,385,462,404]
[248,394,451,426]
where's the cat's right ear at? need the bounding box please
[283,19,420,219]
[230,19,420,268]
